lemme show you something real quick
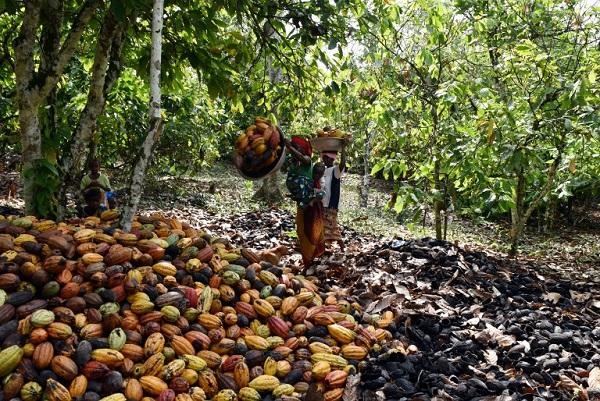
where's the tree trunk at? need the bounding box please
[359,127,371,208]
[13,0,100,215]
[431,102,442,240]
[509,168,526,255]
[120,0,164,231]
[253,173,283,205]
[39,0,62,153]
[120,118,164,230]
[433,159,443,240]
[509,154,562,255]
[57,11,125,219]
[14,1,42,214]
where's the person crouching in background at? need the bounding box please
[81,159,116,209]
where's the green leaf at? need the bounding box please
[589,70,597,84]
[371,162,384,175]
[394,196,405,213]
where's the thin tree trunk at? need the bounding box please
[57,11,125,219]
[39,0,62,160]
[509,168,526,255]
[509,154,561,255]
[359,126,371,208]
[120,0,164,231]
[433,159,443,240]
[120,118,164,230]
[431,103,443,240]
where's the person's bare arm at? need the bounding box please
[339,140,348,172]
[285,139,311,165]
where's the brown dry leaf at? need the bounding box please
[365,293,404,314]
[571,290,592,303]
[474,324,516,347]
[543,292,562,304]
[342,374,361,401]
[588,367,600,391]
[393,283,412,300]
[558,374,585,393]
[484,349,498,365]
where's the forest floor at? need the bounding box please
[136,163,600,282]
[1,162,599,281]
[2,162,600,399]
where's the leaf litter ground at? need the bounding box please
[136,202,600,401]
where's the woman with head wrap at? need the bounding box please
[284,136,325,268]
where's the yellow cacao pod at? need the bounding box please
[253,299,275,318]
[310,353,348,369]
[69,375,88,397]
[244,335,270,351]
[327,324,355,344]
[161,359,186,380]
[152,261,177,276]
[144,332,165,356]
[0,345,24,376]
[198,313,222,330]
[212,389,237,401]
[99,395,126,401]
[272,383,295,397]
[248,375,280,391]
[263,357,277,376]
[142,353,165,376]
[312,361,331,381]
[45,379,71,401]
[341,344,368,360]
[73,229,96,243]
[124,378,143,401]
[90,349,125,366]
[182,354,207,371]
[81,253,103,264]
[21,381,43,401]
[238,387,261,401]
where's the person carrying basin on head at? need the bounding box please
[320,139,348,252]
[284,136,325,269]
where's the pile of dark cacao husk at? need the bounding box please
[197,210,600,401]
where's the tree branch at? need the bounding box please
[37,0,103,100]
[14,0,42,103]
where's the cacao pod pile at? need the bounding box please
[315,128,345,139]
[0,212,399,401]
[234,117,283,178]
